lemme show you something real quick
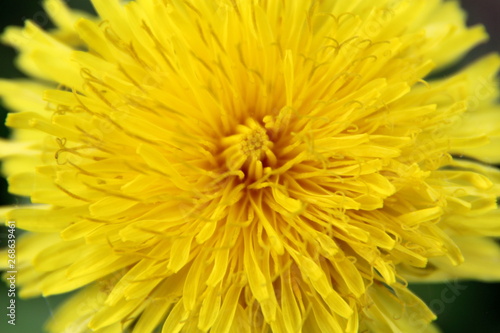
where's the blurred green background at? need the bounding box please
[0,0,499,332]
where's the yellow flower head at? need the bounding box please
[1,0,500,332]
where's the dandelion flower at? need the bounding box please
[1,0,500,332]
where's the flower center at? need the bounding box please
[220,118,277,180]
[240,125,270,160]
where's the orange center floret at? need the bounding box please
[221,118,277,180]
[240,125,270,160]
